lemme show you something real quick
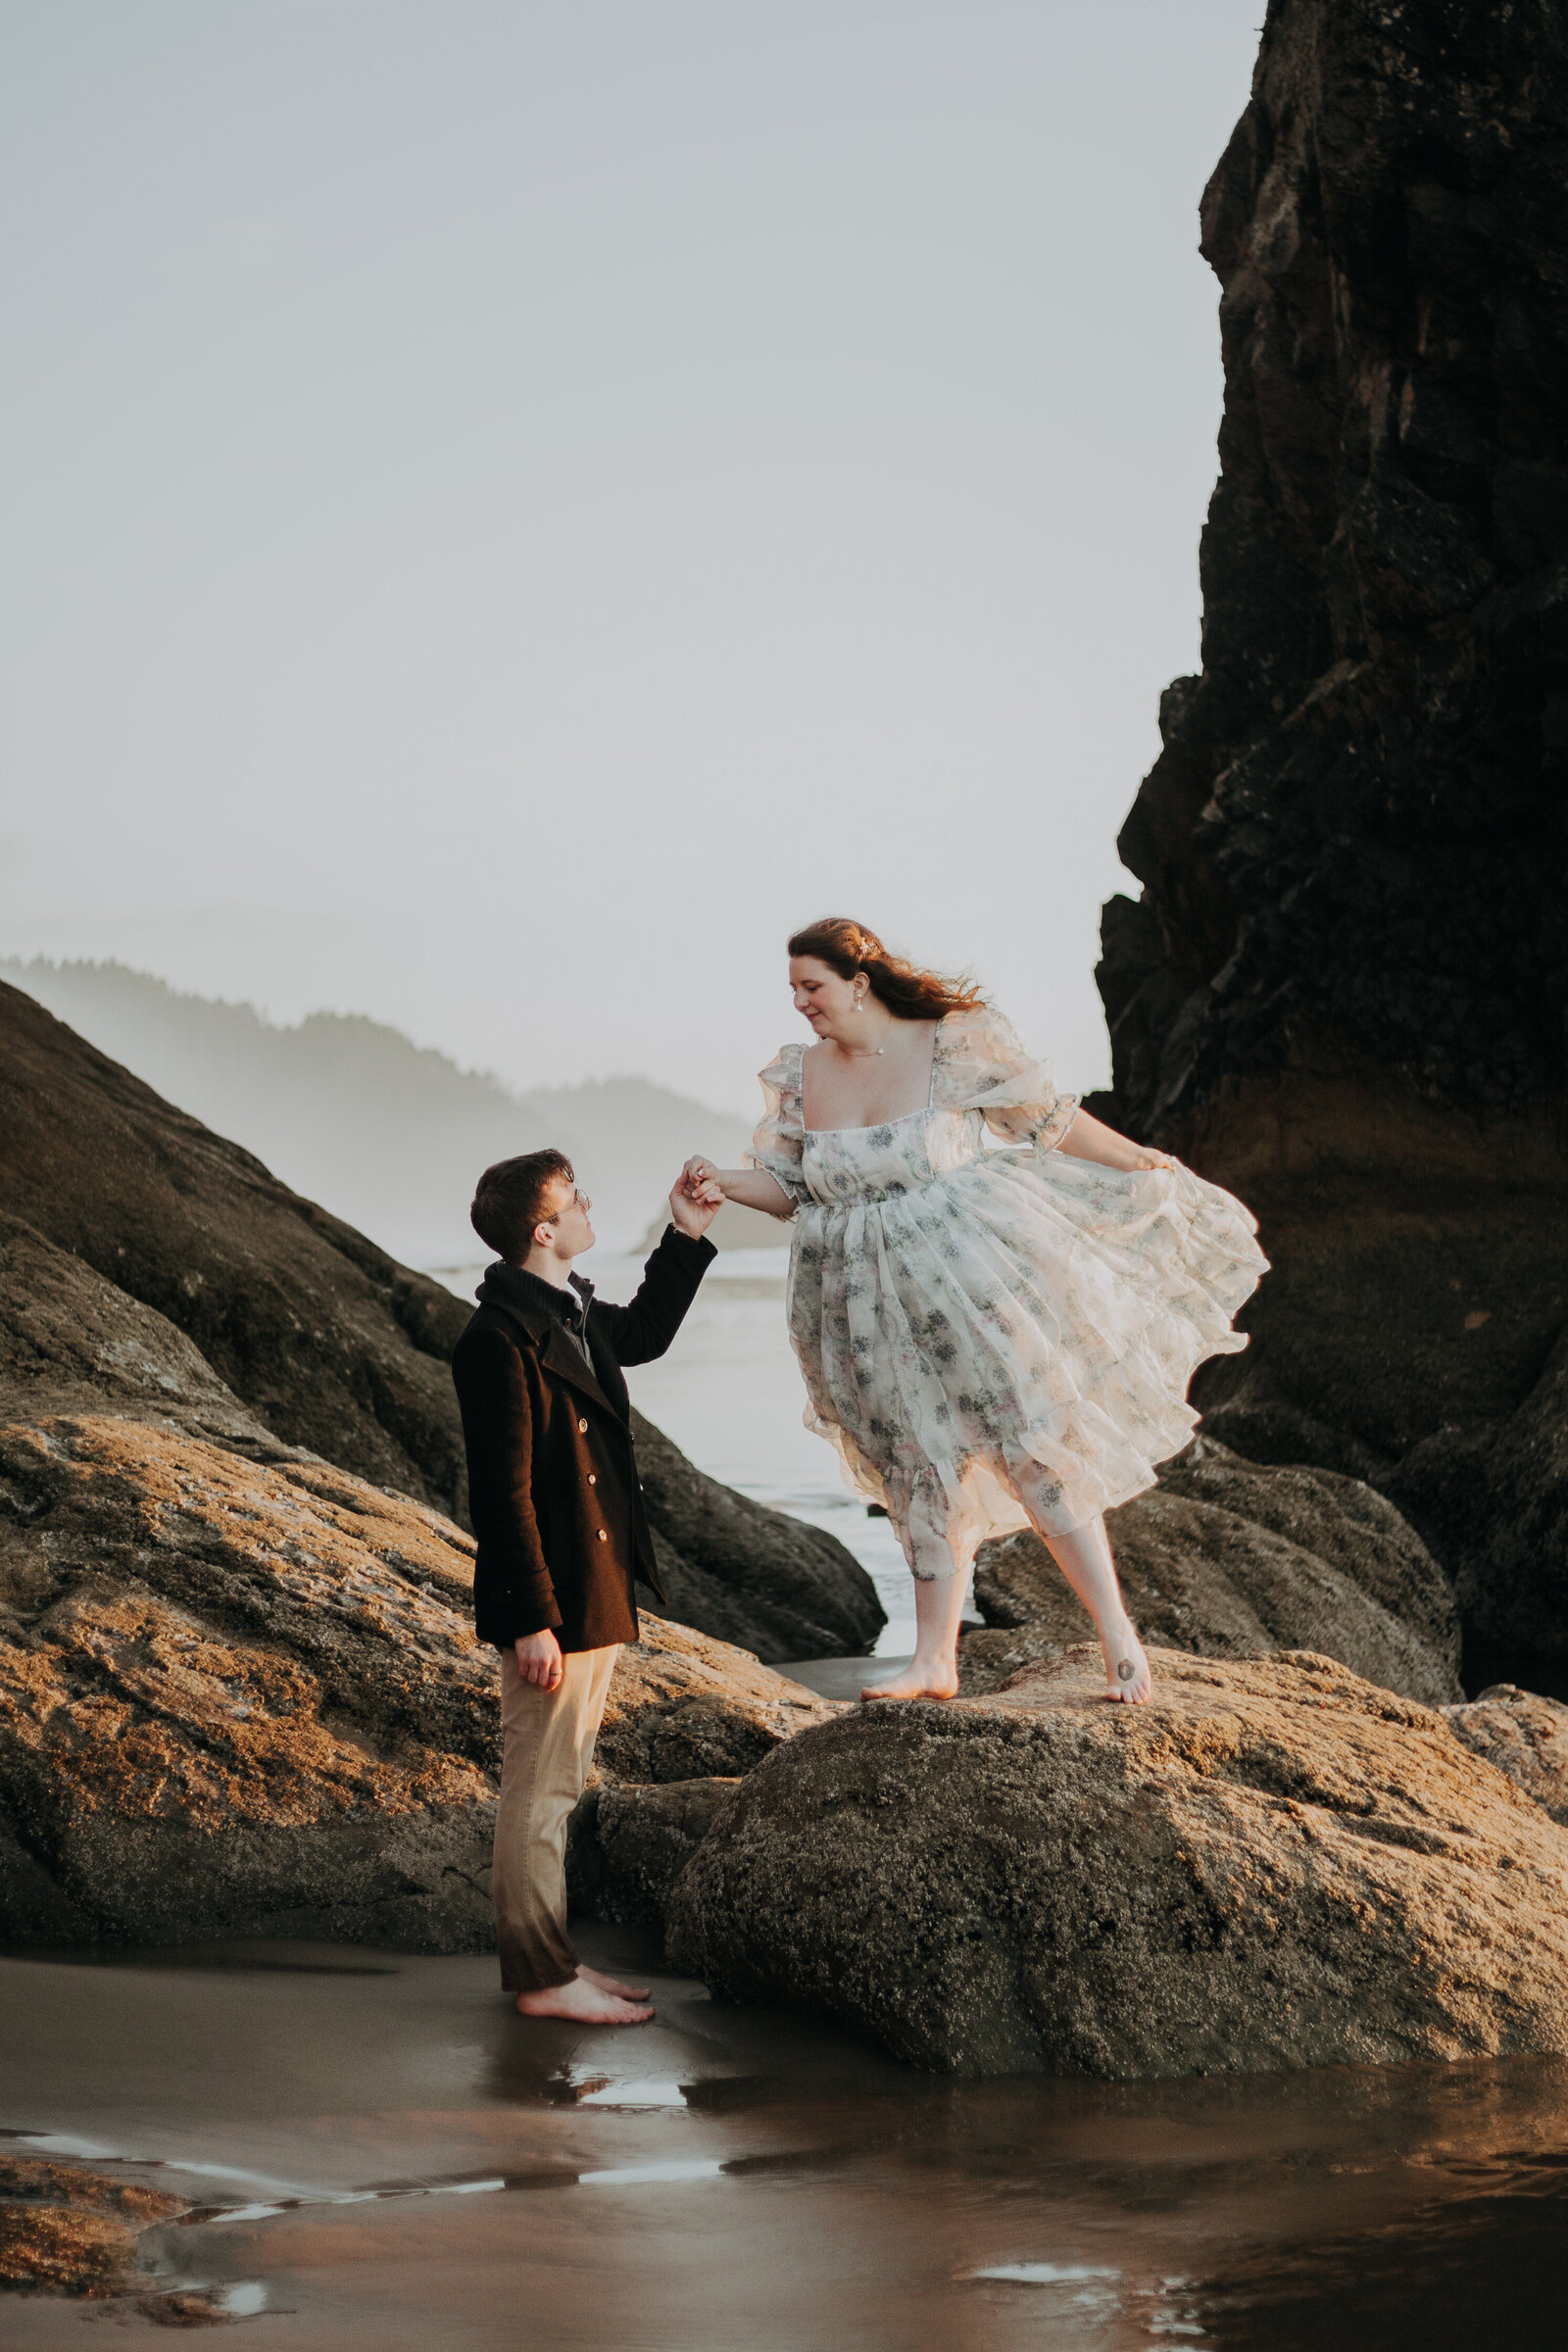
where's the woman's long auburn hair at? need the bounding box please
[787,917,987,1022]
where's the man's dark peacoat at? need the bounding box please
[452,1225,715,1652]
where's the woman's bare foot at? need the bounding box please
[1102,1620,1152,1704]
[859,1658,960,1703]
[578,1963,651,2001]
[514,1972,653,2025]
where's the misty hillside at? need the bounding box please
[2,959,754,1265]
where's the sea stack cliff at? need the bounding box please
[1099,0,1568,1690]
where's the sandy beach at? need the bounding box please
[6,1923,1568,2349]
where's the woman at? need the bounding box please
[686,917,1267,1706]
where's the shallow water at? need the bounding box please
[5,1929,1568,2348]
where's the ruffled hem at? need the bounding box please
[786,1149,1267,1572]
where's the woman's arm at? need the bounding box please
[1054,1109,1173,1174]
[682,1158,797,1217]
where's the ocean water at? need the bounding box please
[434,1247,922,1654]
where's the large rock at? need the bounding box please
[668,1646,1568,2079]
[0,1414,842,1945]
[1089,4,1568,1682]
[962,1441,1461,1706]
[0,981,883,1660]
[1103,0,1568,1133]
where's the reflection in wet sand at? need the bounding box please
[3,1925,1568,2347]
[574,2077,687,2107]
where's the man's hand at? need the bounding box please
[669,1157,724,1239]
[514,1628,564,1691]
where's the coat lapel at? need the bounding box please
[539,1320,618,1416]
[482,1295,618,1418]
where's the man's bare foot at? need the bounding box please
[859,1659,960,1703]
[514,1975,653,2025]
[578,1963,651,2001]
[1102,1620,1152,1704]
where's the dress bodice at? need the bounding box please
[800,1107,982,1205]
[747,1005,1083,1212]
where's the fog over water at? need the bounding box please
[2,1,1263,1112]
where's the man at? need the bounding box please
[452,1148,720,2026]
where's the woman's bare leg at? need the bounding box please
[1042,1517,1152,1703]
[860,1567,967,1702]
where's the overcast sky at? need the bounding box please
[2,1,1259,1113]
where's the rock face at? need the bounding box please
[1104,0,1568,1131]
[1445,1682,1568,1826]
[1384,1321,1568,1692]
[0,1211,284,1452]
[0,980,882,1661]
[1182,1174,1568,1692]
[962,1439,1461,1706]
[1093,4,1568,1684]
[668,1646,1568,2080]
[0,1414,842,1946]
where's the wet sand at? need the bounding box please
[5,1925,1568,2349]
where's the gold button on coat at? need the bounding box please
[597,1529,608,1542]
[577,1418,588,1433]
[587,1473,597,1486]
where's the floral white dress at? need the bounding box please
[748,1006,1267,1580]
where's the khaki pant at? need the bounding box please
[494,1643,619,1993]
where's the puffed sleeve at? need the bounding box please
[745,1045,811,1208]
[930,1006,1081,1152]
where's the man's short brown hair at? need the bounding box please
[470,1150,574,1263]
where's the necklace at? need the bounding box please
[840,1010,892,1057]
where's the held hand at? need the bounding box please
[1132,1150,1176,1172]
[680,1153,724,1200]
[669,1158,724,1238]
[514,1628,564,1691]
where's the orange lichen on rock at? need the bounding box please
[0,2154,190,2302]
[0,1414,501,1944]
[0,1414,849,1948]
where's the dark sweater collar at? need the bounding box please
[477,1260,595,1330]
